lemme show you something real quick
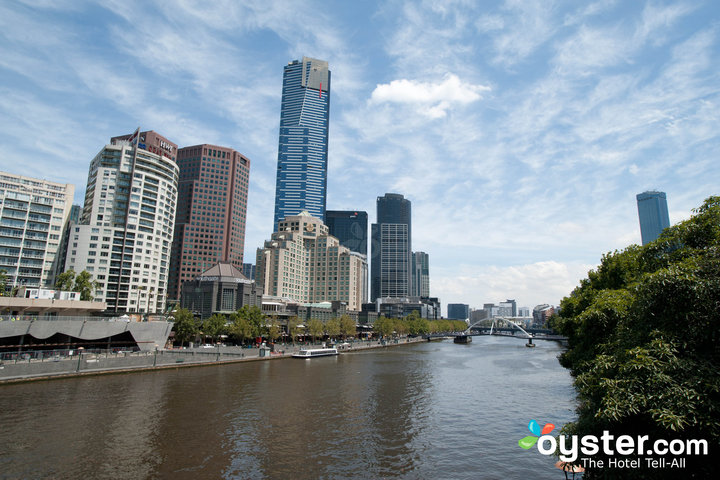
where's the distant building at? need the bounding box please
[0,171,74,292]
[499,299,517,317]
[371,193,412,301]
[242,263,256,282]
[180,262,262,319]
[273,57,331,229]
[168,144,251,301]
[325,210,368,256]
[412,251,430,297]
[447,303,470,320]
[256,211,366,311]
[64,129,179,314]
[636,191,670,245]
[518,306,531,317]
[532,304,555,327]
[376,296,438,320]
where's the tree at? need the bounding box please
[54,269,76,291]
[555,196,720,479]
[339,315,356,339]
[0,269,8,296]
[307,318,324,344]
[202,314,226,344]
[173,308,199,347]
[325,317,341,340]
[74,270,98,301]
[287,316,301,344]
[374,316,395,338]
[228,312,253,345]
[54,269,98,300]
[267,317,281,343]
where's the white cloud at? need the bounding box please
[369,74,490,118]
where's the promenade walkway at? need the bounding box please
[0,336,427,384]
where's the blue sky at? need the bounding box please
[1,0,719,312]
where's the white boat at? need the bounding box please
[292,347,339,358]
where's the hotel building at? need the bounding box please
[64,130,179,314]
[256,211,366,311]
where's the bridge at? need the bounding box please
[426,317,567,345]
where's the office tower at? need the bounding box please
[273,57,331,229]
[64,129,179,314]
[242,263,256,282]
[636,191,670,245]
[371,193,412,301]
[499,299,517,317]
[0,171,74,291]
[168,144,251,300]
[412,251,429,297]
[256,211,366,311]
[326,210,368,256]
[447,303,470,320]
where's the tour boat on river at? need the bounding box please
[292,347,339,358]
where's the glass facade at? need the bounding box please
[636,191,670,245]
[325,210,368,256]
[273,57,331,229]
[371,194,412,301]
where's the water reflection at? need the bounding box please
[0,337,576,479]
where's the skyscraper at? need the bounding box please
[412,251,429,297]
[371,193,412,301]
[636,191,670,245]
[325,210,368,256]
[447,303,469,320]
[168,144,251,300]
[273,57,331,229]
[64,129,178,314]
[0,171,74,291]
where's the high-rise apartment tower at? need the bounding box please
[65,129,178,314]
[273,57,331,229]
[0,172,74,291]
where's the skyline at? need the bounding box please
[1,1,719,309]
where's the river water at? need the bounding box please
[0,336,577,479]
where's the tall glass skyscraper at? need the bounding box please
[636,191,670,245]
[325,210,368,256]
[273,57,331,229]
[371,193,412,301]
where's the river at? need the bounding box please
[0,335,577,479]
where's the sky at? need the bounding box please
[1,0,719,313]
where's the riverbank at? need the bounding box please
[0,336,427,384]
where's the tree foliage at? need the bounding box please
[54,269,98,300]
[0,269,8,296]
[229,305,265,344]
[202,314,226,343]
[307,318,324,343]
[173,308,199,347]
[555,196,720,479]
[339,314,356,339]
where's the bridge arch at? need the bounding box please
[465,317,533,338]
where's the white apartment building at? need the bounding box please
[65,130,179,314]
[0,172,74,291]
[256,211,367,311]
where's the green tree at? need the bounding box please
[287,316,301,344]
[54,269,76,291]
[394,317,408,336]
[374,316,395,338]
[228,312,253,345]
[267,317,281,343]
[0,269,8,296]
[555,196,720,479]
[325,317,341,340]
[54,269,98,300]
[173,308,199,347]
[307,318,324,344]
[339,314,356,339]
[74,270,98,301]
[202,314,226,344]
